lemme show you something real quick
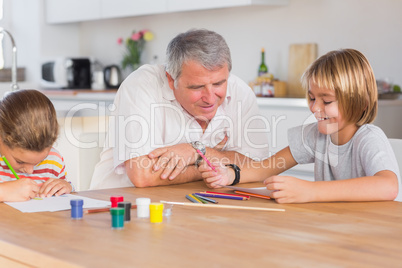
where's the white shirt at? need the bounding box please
[289,123,401,201]
[90,64,269,189]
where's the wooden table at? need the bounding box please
[1,181,402,267]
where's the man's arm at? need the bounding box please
[125,142,252,187]
[124,155,202,187]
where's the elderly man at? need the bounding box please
[90,29,269,189]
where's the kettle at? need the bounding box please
[103,65,122,89]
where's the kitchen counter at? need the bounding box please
[41,89,117,100]
[256,95,402,107]
[41,89,117,117]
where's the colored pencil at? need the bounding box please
[2,156,20,180]
[84,205,137,214]
[202,191,250,198]
[186,194,201,203]
[190,194,207,204]
[234,191,272,200]
[189,194,208,204]
[193,193,218,204]
[196,149,217,172]
[196,193,249,201]
[160,201,285,212]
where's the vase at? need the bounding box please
[131,63,141,71]
[122,63,141,79]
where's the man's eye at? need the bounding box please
[213,82,225,86]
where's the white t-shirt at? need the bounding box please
[90,64,270,189]
[288,123,401,201]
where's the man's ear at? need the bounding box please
[165,72,175,90]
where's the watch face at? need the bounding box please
[192,141,205,154]
[194,141,202,150]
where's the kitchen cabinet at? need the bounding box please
[45,0,165,24]
[56,116,107,191]
[257,97,315,179]
[45,90,114,190]
[45,0,289,24]
[45,0,101,24]
[167,0,289,12]
[100,0,166,19]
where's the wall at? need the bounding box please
[1,0,401,94]
[78,0,402,87]
[0,0,81,95]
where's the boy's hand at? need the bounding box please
[198,162,234,188]
[38,178,72,198]
[264,175,314,203]
[1,179,39,202]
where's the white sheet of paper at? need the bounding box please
[219,185,274,196]
[5,194,111,213]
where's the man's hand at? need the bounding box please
[148,143,198,180]
[148,136,229,181]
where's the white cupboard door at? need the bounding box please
[100,0,167,19]
[167,0,288,13]
[45,0,101,24]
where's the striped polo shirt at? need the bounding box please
[0,147,68,185]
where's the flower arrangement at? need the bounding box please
[117,29,154,71]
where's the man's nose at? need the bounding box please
[202,85,215,103]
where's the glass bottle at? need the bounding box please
[258,48,268,77]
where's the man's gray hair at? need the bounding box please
[165,29,232,84]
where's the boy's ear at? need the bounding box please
[165,72,175,90]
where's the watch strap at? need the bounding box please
[194,154,202,167]
[226,164,241,186]
[190,141,206,166]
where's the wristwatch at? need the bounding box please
[226,164,241,186]
[190,141,206,166]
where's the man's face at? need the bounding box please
[167,60,229,129]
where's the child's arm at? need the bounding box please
[0,179,40,202]
[265,170,398,203]
[199,146,297,188]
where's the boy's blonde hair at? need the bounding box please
[0,89,59,151]
[301,49,378,126]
